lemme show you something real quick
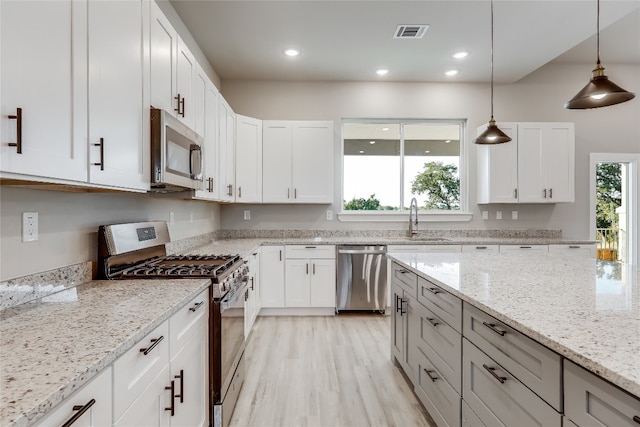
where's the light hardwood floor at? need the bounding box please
[230,315,435,427]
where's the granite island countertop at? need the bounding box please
[387,252,640,399]
[0,278,210,427]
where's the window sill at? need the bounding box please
[337,211,473,223]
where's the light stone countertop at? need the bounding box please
[0,278,210,427]
[387,252,640,399]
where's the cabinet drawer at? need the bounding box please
[414,347,461,427]
[387,245,423,253]
[285,244,335,259]
[564,360,640,427]
[499,244,548,253]
[462,401,485,427]
[413,302,462,393]
[113,320,170,420]
[548,244,596,258]
[463,303,562,411]
[463,339,561,427]
[391,262,417,298]
[462,244,499,253]
[423,244,462,253]
[170,288,209,359]
[35,367,112,427]
[417,277,462,333]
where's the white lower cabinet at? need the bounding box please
[564,360,640,427]
[414,348,461,427]
[113,364,172,427]
[548,244,597,258]
[113,290,209,427]
[499,244,549,253]
[284,258,335,307]
[245,250,261,337]
[461,244,499,253]
[34,367,112,427]
[260,245,285,308]
[284,245,336,308]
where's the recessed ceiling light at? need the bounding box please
[283,48,301,57]
[375,69,389,76]
[369,141,376,144]
[445,139,451,143]
[424,150,430,153]
[451,51,469,59]
[444,69,459,76]
[359,150,365,154]
[382,127,389,131]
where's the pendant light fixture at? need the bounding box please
[564,0,635,109]
[474,0,511,145]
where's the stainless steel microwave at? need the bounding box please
[150,108,203,192]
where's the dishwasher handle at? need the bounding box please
[338,249,387,255]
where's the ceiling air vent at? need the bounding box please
[394,25,429,39]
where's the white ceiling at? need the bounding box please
[170,0,640,84]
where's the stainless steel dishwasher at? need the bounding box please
[336,245,387,313]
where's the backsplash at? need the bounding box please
[217,229,563,239]
[0,262,92,310]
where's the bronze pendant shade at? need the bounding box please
[564,0,635,109]
[474,0,511,145]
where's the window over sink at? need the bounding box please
[340,119,469,221]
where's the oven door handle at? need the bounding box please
[220,283,249,312]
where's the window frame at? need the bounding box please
[338,118,472,223]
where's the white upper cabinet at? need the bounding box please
[87,0,149,191]
[149,1,198,131]
[517,123,574,203]
[235,115,263,203]
[477,122,575,204]
[1,0,87,182]
[194,81,219,200]
[217,96,235,202]
[149,1,176,113]
[263,121,334,203]
[193,65,207,138]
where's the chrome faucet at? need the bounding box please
[408,197,419,237]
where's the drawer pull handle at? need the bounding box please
[423,368,438,382]
[476,246,488,249]
[174,369,184,403]
[569,245,580,249]
[482,364,506,384]
[189,301,204,312]
[7,108,22,154]
[61,399,96,427]
[632,415,640,424]
[519,246,532,249]
[395,295,402,314]
[165,380,176,416]
[426,317,439,327]
[482,321,506,336]
[140,335,164,355]
[426,287,441,295]
[398,270,407,274]
[305,246,317,249]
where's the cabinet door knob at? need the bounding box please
[7,108,22,154]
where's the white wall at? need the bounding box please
[219,62,640,238]
[0,187,220,281]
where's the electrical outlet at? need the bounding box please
[326,210,333,221]
[189,212,194,223]
[169,212,175,224]
[512,210,518,220]
[22,212,38,242]
[243,210,251,220]
[496,210,502,220]
[481,211,488,220]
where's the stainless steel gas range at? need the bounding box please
[98,221,248,427]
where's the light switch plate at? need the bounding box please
[22,212,38,242]
[243,210,251,220]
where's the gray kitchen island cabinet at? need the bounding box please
[387,253,640,427]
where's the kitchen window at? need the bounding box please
[339,119,471,222]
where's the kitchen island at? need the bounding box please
[387,252,639,426]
